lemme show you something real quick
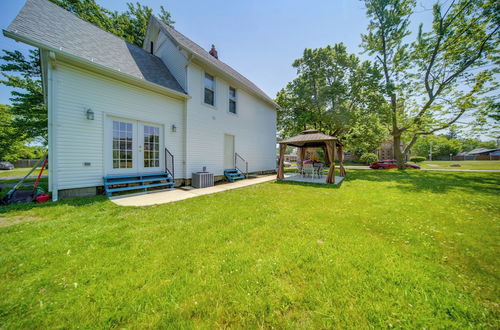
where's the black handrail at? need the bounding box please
[234,152,248,177]
[165,147,174,179]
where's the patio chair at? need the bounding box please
[315,163,324,177]
[297,163,303,176]
[303,163,316,178]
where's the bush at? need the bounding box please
[359,153,378,165]
[410,156,426,163]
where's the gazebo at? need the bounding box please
[277,129,346,184]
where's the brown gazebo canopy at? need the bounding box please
[277,129,346,184]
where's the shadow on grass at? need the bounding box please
[0,195,110,214]
[275,180,343,189]
[346,169,500,195]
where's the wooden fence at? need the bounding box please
[12,159,40,168]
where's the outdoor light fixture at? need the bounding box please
[85,108,94,120]
[171,124,177,132]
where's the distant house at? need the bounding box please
[5,0,278,200]
[284,153,298,163]
[455,148,500,160]
[377,140,410,161]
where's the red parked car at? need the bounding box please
[369,160,420,170]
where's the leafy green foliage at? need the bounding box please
[0,50,47,143]
[362,0,500,169]
[276,44,387,155]
[359,152,379,164]
[413,135,462,158]
[0,105,27,161]
[0,104,47,162]
[409,156,426,163]
[460,137,498,151]
[0,171,498,327]
[49,0,174,47]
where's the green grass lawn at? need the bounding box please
[0,167,44,178]
[0,170,499,328]
[419,160,500,170]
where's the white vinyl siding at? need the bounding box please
[154,31,188,91]
[51,61,185,190]
[185,63,276,176]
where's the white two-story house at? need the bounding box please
[4,0,278,200]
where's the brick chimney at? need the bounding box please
[209,44,218,59]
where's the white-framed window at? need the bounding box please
[112,120,133,169]
[204,73,215,106]
[229,87,237,114]
[143,125,160,168]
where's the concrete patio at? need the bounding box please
[282,173,344,185]
[111,174,277,206]
[111,173,344,207]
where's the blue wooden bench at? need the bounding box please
[103,172,174,197]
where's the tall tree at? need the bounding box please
[361,0,500,168]
[1,0,175,144]
[50,0,174,47]
[276,44,387,155]
[0,105,25,161]
[0,49,46,143]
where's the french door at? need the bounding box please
[107,117,164,174]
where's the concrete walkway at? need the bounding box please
[111,174,278,207]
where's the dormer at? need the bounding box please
[143,17,189,91]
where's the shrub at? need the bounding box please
[410,156,426,163]
[359,153,378,165]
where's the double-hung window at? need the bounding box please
[229,87,237,114]
[204,73,215,106]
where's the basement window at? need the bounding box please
[204,73,215,106]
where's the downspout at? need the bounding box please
[182,57,192,181]
[47,51,58,201]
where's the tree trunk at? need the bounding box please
[393,134,405,170]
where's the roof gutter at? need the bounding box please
[3,29,190,101]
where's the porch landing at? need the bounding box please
[111,174,277,207]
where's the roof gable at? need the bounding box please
[5,0,185,94]
[151,16,278,108]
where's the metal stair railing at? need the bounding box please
[165,147,174,179]
[234,152,248,178]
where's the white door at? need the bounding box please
[107,117,164,175]
[139,123,163,173]
[109,118,137,174]
[224,134,235,169]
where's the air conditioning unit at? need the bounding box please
[192,172,214,188]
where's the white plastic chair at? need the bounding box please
[303,163,315,178]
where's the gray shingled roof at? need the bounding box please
[5,0,185,94]
[153,17,278,108]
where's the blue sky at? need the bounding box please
[0,0,440,102]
